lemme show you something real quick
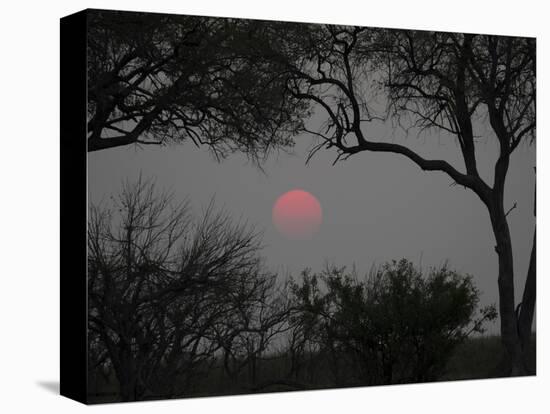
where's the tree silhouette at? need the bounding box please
[217,276,291,388]
[87,177,279,400]
[86,12,536,377]
[87,10,307,158]
[273,26,535,375]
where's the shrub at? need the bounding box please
[289,259,497,385]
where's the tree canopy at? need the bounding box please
[87,10,308,158]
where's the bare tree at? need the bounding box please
[88,177,274,401]
[216,274,291,388]
[284,270,326,383]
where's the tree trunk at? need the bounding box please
[489,205,528,376]
[117,362,137,402]
[115,351,144,401]
[517,179,536,373]
[118,369,145,401]
[249,354,257,386]
[119,377,136,402]
[518,230,536,372]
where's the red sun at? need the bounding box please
[272,189,322,240]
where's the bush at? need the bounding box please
[289,259,497,385]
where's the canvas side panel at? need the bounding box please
[60,9,88,404]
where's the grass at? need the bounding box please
[442,334,536,380]
[87,334,536,403]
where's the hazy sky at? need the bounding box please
[89,117,535,333]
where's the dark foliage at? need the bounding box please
[87,10,308,158]
[288,260,497,385]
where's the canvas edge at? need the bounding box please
[60,9,89,405]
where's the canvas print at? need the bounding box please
[63,8,536,403]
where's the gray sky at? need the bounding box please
[89,118,535,333]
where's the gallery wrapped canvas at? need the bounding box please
[60,8,536,404]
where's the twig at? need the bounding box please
[505,202,518,217]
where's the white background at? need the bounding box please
[0,0,548,412]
